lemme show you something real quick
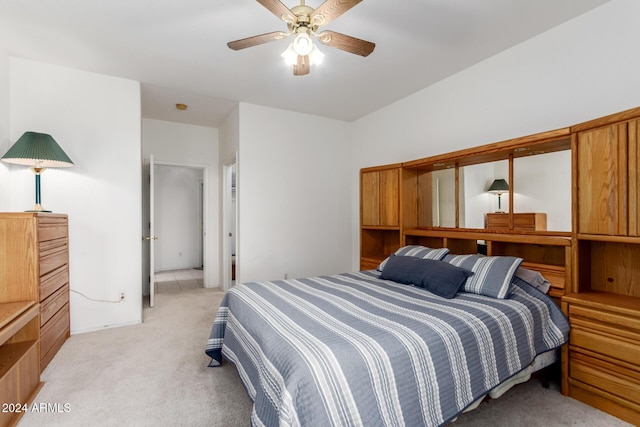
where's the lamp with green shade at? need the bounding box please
[1,131,74,212]
[488,178,509,213]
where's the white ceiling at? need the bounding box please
[0,0,609,127]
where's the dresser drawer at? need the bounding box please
[38,222,68,243]
[486,213,509,228]
[40,266,69,302]
[485,213,547,230]
[39,244,68,277]
[40,306,69,367]
[513,215,537,229]
[570,350,640,404]
[40,284,69,327]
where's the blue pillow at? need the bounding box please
[380,255,474,299]
[446,254,523,299]
[377,245,450,271]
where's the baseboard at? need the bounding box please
[70,318,142,335]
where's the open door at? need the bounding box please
[222,158,237,290]
[144,154,158,307]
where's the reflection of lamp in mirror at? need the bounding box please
[1,131,74,212]
[488,179,509,213]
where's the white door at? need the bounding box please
[148,155,157,307]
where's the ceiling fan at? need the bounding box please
[227,0,375,76]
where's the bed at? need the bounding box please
[205,246,570,427]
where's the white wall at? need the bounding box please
[218,107,239,289]
[238,103,352,283]
[9,57,142,334]
[142,118,219,288]
[219,106,239,166]
[0,48,10,211]
[154,164,203,271]
[350,0,640,268]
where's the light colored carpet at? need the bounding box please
[18,287,633,427]
[19,288,252,427]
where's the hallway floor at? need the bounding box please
[154,268,203,293]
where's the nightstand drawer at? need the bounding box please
[571,326,640,366]
[570,350,640,405]
[569,305,640,334]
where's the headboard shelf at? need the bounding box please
[403,227,571,246]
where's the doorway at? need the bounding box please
[143,159,208,307]
[154,163,204,286]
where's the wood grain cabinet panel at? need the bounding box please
[629,119,640,236]
[576,120,640,236]
[361,168,400,227]
[379,169,399,227]
[361,171,380,226]
[0,213,70,372]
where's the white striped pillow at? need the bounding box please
[377,245,450,271]
[446,254,523,299]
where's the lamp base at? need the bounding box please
[26,203,51,213]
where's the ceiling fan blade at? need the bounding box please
[311,0,362,26]
[317,30,375,56]
[256,0,296,23]
[293,55,310,76]
[227,31,288,50]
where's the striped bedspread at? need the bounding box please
[205,270,569,427]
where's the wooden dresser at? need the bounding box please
[0,213,70,372]
[0,301,42,427]
[485,212,547,231]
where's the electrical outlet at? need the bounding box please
[120,292,126,301]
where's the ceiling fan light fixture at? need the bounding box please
[281,43,298,66]
[227,0,376,76]
[292,31,313,56]
[309,43,325,65]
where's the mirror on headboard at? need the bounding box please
[513,150,571,232]
[409,131,572,232]
[459,160,509,229]
[430,168,456,227]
